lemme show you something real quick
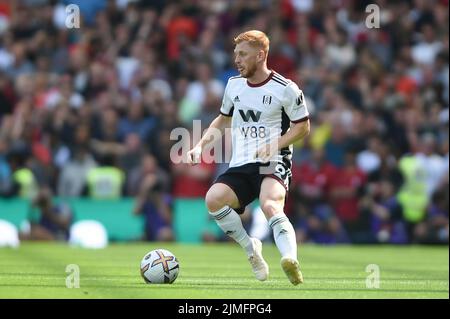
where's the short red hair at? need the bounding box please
[234,30,270,55]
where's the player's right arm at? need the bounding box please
[187,114,231,165]
[187,78,234,165]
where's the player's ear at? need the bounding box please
[257,49,265,63]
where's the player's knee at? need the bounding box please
[205,188,226,212]
[260,199,284,217]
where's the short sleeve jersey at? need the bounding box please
[220,71,309,168]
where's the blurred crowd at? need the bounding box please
[0,0,448,244]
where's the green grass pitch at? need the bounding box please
[0,242,448,299]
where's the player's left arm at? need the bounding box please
[280,82,311,145]
[256,119,310,161]
[277,118,310,150]
[256,82,310,161]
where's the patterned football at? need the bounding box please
[140,249,179,284]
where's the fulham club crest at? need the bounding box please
[262,95,272,105]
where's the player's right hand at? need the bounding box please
[186,145,202,165]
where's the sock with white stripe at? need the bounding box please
[209,206,254,256]
[269,213,298,260]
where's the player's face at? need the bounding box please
[234,42,259,78]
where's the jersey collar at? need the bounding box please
[246,70,274,88]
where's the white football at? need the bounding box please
[140,249,180,284]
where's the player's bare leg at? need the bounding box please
[260,177,303,285]
[206,183,269,281]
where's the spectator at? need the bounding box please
[132,160,173,241]
[329,151,368,243]
[127,153,170,197]
[411,23,444,66]
[20,187,72,241]
[414,133,448,198]
[118,100,156,143]
[356,135,383,174]
[0,137,11,194]
[118,133,145,178]
[179,61,224,125]
[413,189,449,244]
[397,133,448,239]
[90,108,123,157]
[291,148,347,244]
[396,151,429,237]
[1,147,38,199]
[85,155,125,199]
[324,123,349,167]
[325,27,357,70]
[3,42,34,78]
[57,146,97,197]
[0,70,15,117]
[165,4,199,61]
[171,138,216,198]
[360,179,407,244]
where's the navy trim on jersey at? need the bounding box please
[220,111,233,117]
[220,106,234,117]
[273,72,287,79]
[271,77,288,87]
[291,116,309,123]
[272,74,288,85]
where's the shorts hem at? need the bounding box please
[263,174,288,193]
[212,181,245,214]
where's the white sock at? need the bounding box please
[269,213,298,260]
[210,206,254,256]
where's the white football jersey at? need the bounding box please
[220,71,309,168]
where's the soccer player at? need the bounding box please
[187,30,310,285]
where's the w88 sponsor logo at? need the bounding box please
[240,125,267,139]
